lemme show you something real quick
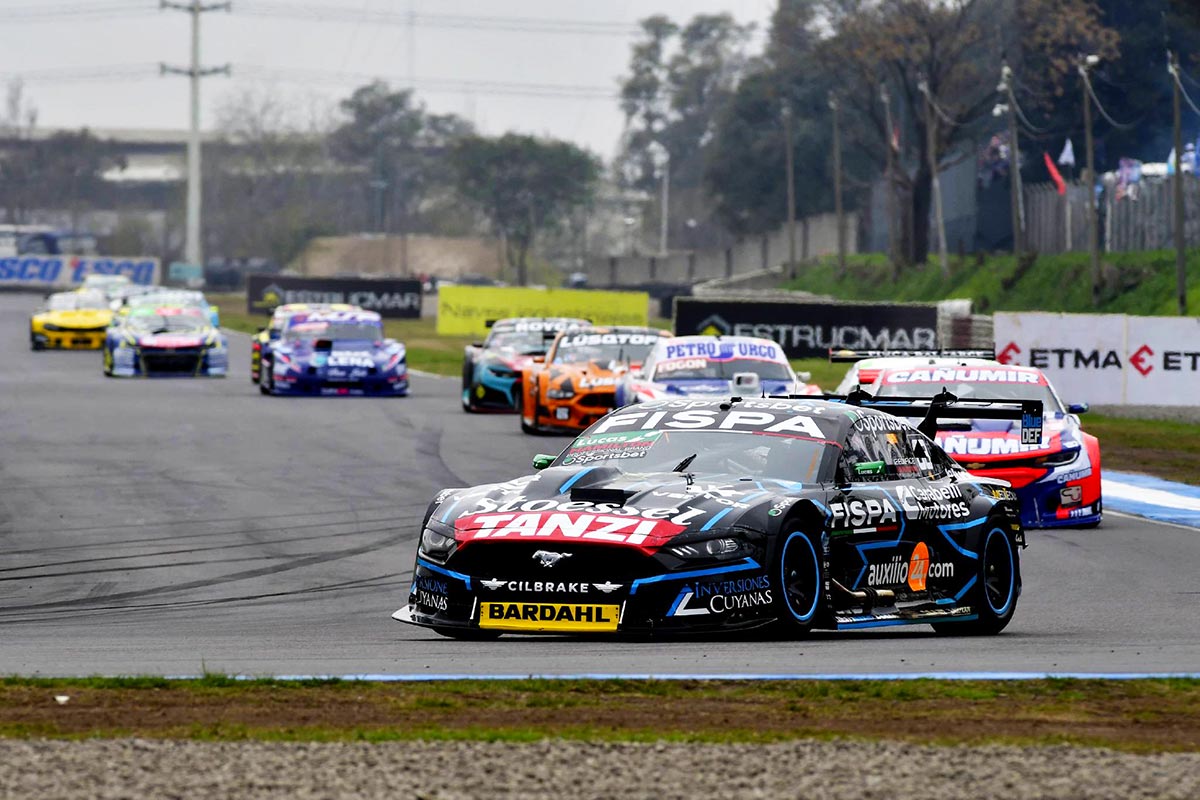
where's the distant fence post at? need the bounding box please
[608,256,618,286]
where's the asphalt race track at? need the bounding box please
[1,293,1198,677]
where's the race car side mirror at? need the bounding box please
[1068,402,1089,414]
[532,454,556,470]
[797,371,812,382]
[532,355,545,363]
[471,341,484,348]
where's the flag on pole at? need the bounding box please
[1044,152,1066,195]
[1058,139,1076,168]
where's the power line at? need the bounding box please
[0,63,618,100]
[236,2,642,36]
[1169,60,1200,118]
[1080,68,1138,130]
[0,2,151,21]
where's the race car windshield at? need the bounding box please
[128,314,207,333]
[486,331,549,354]
[46,292,106,311]
[286,322,382,341]
[875,379,1064,413]
[552,337,657,364]
[553,429,830,483]
[651,358,793,381]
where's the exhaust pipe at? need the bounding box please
[832,579,895,611]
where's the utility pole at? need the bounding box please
[999,62,1023,259]
[782,101,797,279]
[1170,51,1188,315]
[830,92,845,276]
[919,79,949,278]
[880,83,899,277]
[1079,57,1100,307]
[161,0,230,268]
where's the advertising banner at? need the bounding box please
[246,274,422,319]
[0,256,160,288]
[993,312,1127,405]
[437,286,649,336]
[994,312,1200,406]
[673,298,938,359]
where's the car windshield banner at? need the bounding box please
[673,298,938,359]
[247,274,422,319]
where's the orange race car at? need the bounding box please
[519,326,671,434]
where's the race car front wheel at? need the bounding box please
[775,530,826,635]
[932,525,1019,636]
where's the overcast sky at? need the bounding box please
[3,0,773,159]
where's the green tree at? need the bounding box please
[450,134,600,286]
[330,81,473,235]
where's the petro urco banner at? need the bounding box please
[674,298,938,359]
[0,256,160,287]
[247,274,422,319]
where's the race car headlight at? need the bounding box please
[419,526,457,560]
[1036,447,1080,466]
[669,536,750,562]
[547,388,575,399]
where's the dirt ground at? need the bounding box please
[2,680,1198,751]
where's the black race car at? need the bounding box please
[461,317,588,412]
[395,393,1038,638]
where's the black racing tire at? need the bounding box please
[102,346,113,376]
[932,524,1020,636]
[773,530,826,636]
[260,357,273,395]
[433,626,502,641]
[30,332,43,352]
[462,360,477,412]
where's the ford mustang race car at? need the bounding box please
[103,306,228,377]
[614,335,818,406]
[251,302,359,383]
[260,308,407,397]
[831,349,998,394]
[872,364,1100,529]
[30,290,112,350]
[395,393,1037,638]
[462,317,589,412]
[519,326,671,434]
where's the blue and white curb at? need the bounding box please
[1103,470,1200,528]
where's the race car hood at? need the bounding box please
[436,466,789,554]
[545,360,628,389]
[279,339,402,366]
[935,414,1077,462]
[35,309,112,328]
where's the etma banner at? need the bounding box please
[994,312,1200,406]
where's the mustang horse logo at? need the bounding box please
[532,550,573,568]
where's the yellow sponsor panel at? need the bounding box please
[478,601,620,632]
[437,286,649,337]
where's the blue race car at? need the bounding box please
[259,309,408,397]
[615,335,818,406]
[103,305,228,377]
[461,317,588,412]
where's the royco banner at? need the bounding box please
[437,286,649,336]
[247,274,422,319]
[994,312,1200,406]
[0,256,160,288]
[673,297,938,359]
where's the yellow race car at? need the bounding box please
[251,302,359,383]
[30,290,113,350]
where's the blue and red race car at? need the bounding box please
[259,309,408,397]
[461,317,588,412]
[871,364,1101,529]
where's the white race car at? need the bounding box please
[831,349,998,395]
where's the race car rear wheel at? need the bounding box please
[775,530,826,635]
[933,525,1019,636]
[260,358,273,395]
[433,626,502,641]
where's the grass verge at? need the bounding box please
[3,677,1200,752]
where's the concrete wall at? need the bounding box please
[293,234,504,279]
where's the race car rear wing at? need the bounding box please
[828,348,996,363]
[822,387,1043,443]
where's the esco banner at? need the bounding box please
[437,285,649,336]
[994,312,1200,406]
[0,256,160,287]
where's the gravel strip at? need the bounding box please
[1,738,1198,800]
